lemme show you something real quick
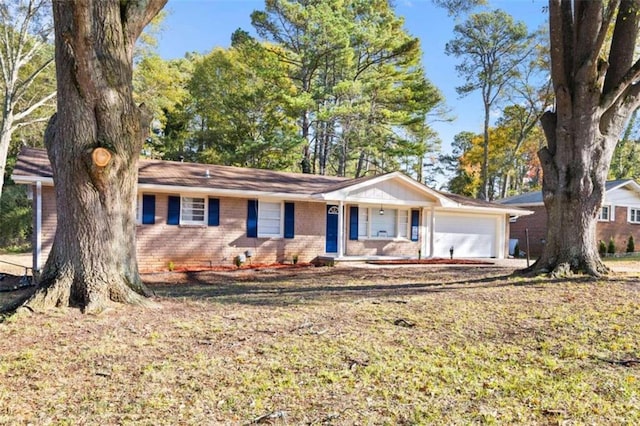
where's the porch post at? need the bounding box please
[421,207,428,257]
[337,200,345,258]
[430,206,435,257]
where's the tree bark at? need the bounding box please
[20,0,166,313]
[527,0,640,277]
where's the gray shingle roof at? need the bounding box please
[498,179,639,205]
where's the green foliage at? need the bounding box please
[626,235,635,253]
[598,240,607,258]
[0,184,32,250]
[513,242,520,258]
[184,43,302,170]
[445,9,536,199]
[607,237,616,255]
[609,110,640,180]
[250,0,445,177]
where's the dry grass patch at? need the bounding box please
[0,265,639,424]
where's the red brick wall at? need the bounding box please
[36,189,329,272]
[509,206,547,257]
[32,185,57,272]
[509,205,640,257]
[136,195,327,271]
[597,206,640,254]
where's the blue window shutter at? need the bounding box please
[208,198,220,226]
[247,200,258,237]
[167,196,180,225]
[349,206,359,240]
[411,209,420,241]
[142,194,155,225]
[284,202,295,239]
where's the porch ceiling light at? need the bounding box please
[379,205,384,215]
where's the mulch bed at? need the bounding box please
[157,262,314,274]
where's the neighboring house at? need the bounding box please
[12,147,530,273]
[499,179,640,256]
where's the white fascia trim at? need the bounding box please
[499,202,544,207]
[436,205,534,216]
[11,175,54,186]
[607,180,640,194]
[137,183,316,202]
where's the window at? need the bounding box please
[358,208,369,238]
[258,201,282,237]
[629,208,640,224]
[598,205,610,221]
[398,210,409,239]
[181,196,206,225]
[357,207,410,239]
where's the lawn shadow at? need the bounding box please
[146,266,569,306]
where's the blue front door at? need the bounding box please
[326,205,339,253]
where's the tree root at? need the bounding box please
[518,257,610,279]
[3,270,159,316]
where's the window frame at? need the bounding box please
[180,195,208,226]
[257,200,284,238]
[357,206,410,240]
[628,207,640,224]
[598,205,610,222]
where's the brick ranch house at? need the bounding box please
[13,147,530,273]
[499,179,640,257]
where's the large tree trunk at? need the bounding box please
[0,115,13,198]
[528,0,640,277]
[21,0,166,313]
[531,109,615,277]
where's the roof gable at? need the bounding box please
[498,179,640,206]
[318,171,453,206]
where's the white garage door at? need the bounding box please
[434,214,498,258]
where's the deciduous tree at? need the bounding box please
[18,0,167,313]
[0,0,56,198]
[446,9,535,200]
[533,0,640,276]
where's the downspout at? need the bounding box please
[35,181,42,276]
[430,207,435,257]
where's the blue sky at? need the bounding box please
[156,0,547,157]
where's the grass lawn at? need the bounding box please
[0,264,638,424]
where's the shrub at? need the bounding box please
[598,240,607,257]
[513,242,520,258]
[607,237,616,255]
[0,184,32,251]
[626,235,635,253]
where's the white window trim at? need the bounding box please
[628,206,640,224]
[358,206,410,240]
[135,193,142,225]
[258,200,284,238]
[598,205,611,222]
[180,195,208,226]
